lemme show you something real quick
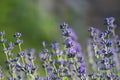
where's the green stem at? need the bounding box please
[44,61,48,76]
[1,39,15,80]
[18,44,25,64]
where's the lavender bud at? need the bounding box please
[57,60,64,65]
[42,41,46,47]
[13,57,20,62]
[88,27,95,32]
[50,60,54,64]
[88,72,94,77]
[13,32,22,38]
[46,66,53,72]
[15,39,23,45]
[0,75,4,79]
[104,17,115,25]
[101,58,109,64]
[0,31,5,36]
[60,22,68,29]
[3,48,8,53]
[65,38,73,48]
[0,66,4,79]
[50,41,59,50]
[39,53,46,62]
[25,64,32,71]
[105,40,112,47]
[43,49,49,53]
[117,40,120,47]
[17,74,22,79]
[63,29,71,37]
[0,39,6,43]
[76,54,84,63]
[10,63,16,68]
[99,32,106,38]
[106,63,115,70]
[5,60,12,64]
[15,63,24,72]
[67,48,76,58]
[18,50,25,56]
[7,42,14,50]
[28,56,35,61]
[77,65,85,74]
[101,49,106,54]
[27,48,35,56]
[31,65,38,74]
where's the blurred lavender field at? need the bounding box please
[0,17,120,79]
[0,0,120,80]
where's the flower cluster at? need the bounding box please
[87,17,120,79]
[0,32,37,80]
[0,17,120,80]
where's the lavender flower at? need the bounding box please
[50,41,59,50]
[104,17,116,28]
[0,31,5,36]
[0,17,120,80]
[15,39,23,45]
[0,39,7,43]
[13,32,22,38]
[88,17,120,79]
[7,42,14,50]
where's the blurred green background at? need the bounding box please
[0,0,120,77]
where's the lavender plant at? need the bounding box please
[87,17,120,80]
[0,17,120,80]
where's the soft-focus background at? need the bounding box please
[0,0,120,76]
